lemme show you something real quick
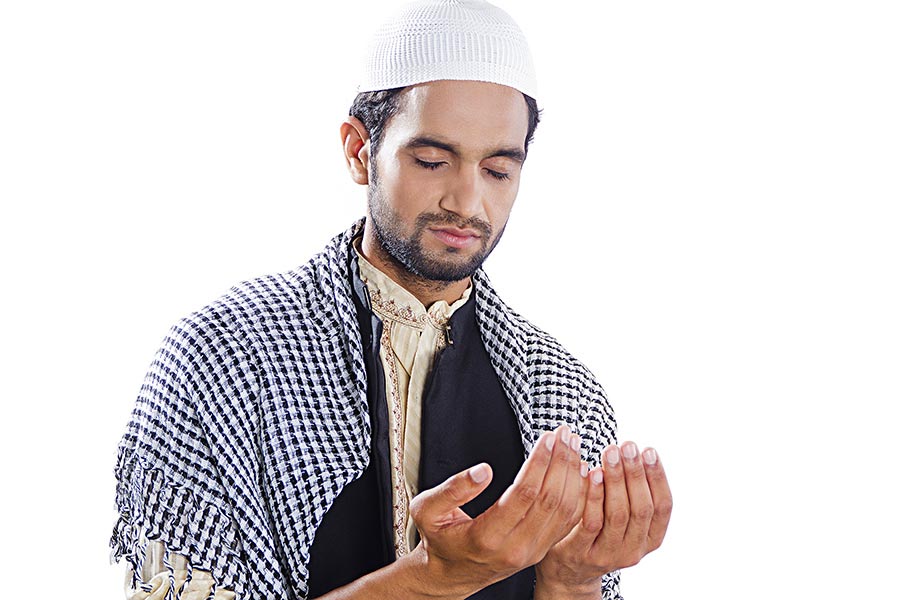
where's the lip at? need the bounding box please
[429,227,481,249]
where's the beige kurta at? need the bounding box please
[124,540,235,600]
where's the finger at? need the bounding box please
[475,430,557,539]
[563,465,605,552]
[525,426,574,524]
[620,441,654,555]
[571,459,590,527]
[564,438,589,528]
[410,462,493,533]
[542,430,587,537]
[595,444,628,546]
[519,425,582,546]
[642,447,673,551]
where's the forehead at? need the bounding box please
[384,80,530,153]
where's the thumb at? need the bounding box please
[410,463,493,527]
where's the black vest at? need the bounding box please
[305,263,533,598]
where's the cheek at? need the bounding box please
[487,189,518,226]
[393,173,443,212]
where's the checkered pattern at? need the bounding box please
[111,219,621,599]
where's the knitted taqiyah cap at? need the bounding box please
[358,0,538,99]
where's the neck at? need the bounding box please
[359,233,471,308]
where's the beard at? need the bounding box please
[367,181,505,282]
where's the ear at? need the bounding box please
[340,116,372,185]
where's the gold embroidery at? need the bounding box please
[369,288,427,329]
[369,287,452,347]
[379,319,410,557]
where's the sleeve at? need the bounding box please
[110,316,249,597]
[123,541,236,600]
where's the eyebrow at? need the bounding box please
[404,136,526,164]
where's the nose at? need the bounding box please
[439,164,484,220]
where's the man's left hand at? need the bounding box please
[534,441,673,599]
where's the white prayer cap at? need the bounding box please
[358,0,538,100]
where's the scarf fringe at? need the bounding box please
[110,446,242,595]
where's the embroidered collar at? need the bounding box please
[352,239,472,331]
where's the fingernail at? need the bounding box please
[580,462,589,478]
[591,469,603,485]
[643,448,658,466]
[544,433,556,452]
[606,446,620,466]
[469,463,489,483]
[622,442,638,462]
[570,434,581,452]
[559,426,570,446]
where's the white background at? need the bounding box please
[1,1,898,598]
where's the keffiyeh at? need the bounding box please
[111,219,620,599]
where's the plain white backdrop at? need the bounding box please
[1,1,898,598]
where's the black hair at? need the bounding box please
[348,86,541,160]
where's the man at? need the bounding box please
[110,1,672,599]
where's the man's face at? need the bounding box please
[366,80,529,282]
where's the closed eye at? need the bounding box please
[486,169,510,181]
[415,158,444,170]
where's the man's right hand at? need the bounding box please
[407,425,588,599]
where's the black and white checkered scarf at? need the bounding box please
[110,219,621,599]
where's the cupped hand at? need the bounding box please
[407,425,588,599]
[535,441,673,599]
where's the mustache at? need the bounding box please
[414,212,493,238]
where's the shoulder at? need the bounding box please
[172,221,362,365]
[473,270,617,454]
[160,270,310,383]
[472,270,604,393]
[151,221,367,414]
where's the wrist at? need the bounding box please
[399,544,483,600]
[534,564,605,600]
